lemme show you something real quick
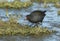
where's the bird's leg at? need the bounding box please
[39,22,42,25]
[34,23,39,27]
[29,23,34,27]
[36,23,40,27]
[36,23,38,27]
[39,22,43,27]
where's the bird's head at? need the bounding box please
[24,15,30,20]
[26,15,30,20]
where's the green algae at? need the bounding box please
[31,0,60,3]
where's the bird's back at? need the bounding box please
[29,10,46,23]
[26,10,46,23]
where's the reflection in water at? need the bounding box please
[0,2,60,41]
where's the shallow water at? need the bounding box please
[0,2,60,41]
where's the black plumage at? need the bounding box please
[26,10,46,27]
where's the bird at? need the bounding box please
[26,10,46,27]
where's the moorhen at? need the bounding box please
[26,10,46,27]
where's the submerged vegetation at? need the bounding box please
[0,19,53,37]
[54,4,60,8]
[31,0,60,8]
[0,1,32,9]
[58,10,60,15]
[0,0,60,8]
[31,0,60,3]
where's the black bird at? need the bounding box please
[26,10,46,27]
